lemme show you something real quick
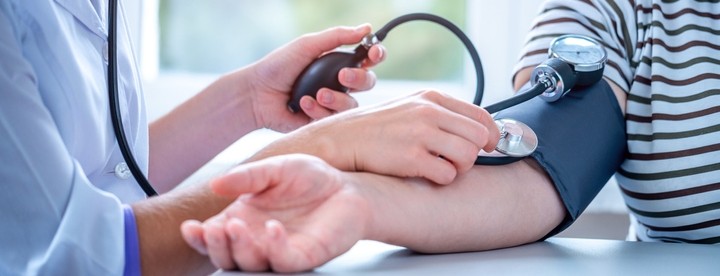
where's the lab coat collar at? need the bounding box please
[53,0,107,38]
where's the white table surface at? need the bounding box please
[215,237,720,275]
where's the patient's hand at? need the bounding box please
[181,154,368,273]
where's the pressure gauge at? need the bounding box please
[549,34,607,85]
[531,34,607,102]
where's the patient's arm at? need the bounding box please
[361,158,564,252]
[345,68,629,252]
[398,66,634,253]
[181,67,629,272]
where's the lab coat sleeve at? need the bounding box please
[0,4,127,275]
[123,206,142,276]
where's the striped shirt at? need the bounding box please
[514,0,720,243]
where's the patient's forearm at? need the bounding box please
[357,159,565,253]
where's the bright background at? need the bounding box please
[124,0,629,239]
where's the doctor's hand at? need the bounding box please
[245,24,385,133]
[251,90,501,185]
[181,154,368,273]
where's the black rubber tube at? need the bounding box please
[108,0,158,197]
[375,13,485,106]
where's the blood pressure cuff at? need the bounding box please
[494,79,626,238]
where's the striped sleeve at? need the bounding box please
[615,0,720,244]
[513,0,636,93]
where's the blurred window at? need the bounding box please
[158,0,468,81]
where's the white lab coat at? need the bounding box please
[0,0,147,274]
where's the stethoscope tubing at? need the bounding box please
[108,0,158,197]
[484,81,549,114]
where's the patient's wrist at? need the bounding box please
[339,172,378,242]
[346,172,416,245]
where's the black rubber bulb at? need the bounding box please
[288,45,369,113]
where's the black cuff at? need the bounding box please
[495,79,626,238]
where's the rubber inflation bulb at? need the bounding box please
[288,46,369,113]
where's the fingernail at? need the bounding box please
[301,97,314,110]
[344,69,356,82]
[320,90,334,105]
[377,46,385,60]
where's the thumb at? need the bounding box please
[293,24,372,58]
[210,157,285,197]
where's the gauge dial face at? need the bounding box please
[549,35,607,72]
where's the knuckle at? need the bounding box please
[336,96,358,110]
[328,26,351,43]
[478,107,492,120]
[413,102,441,119]
[295,34,315,49]
[365,70,377,88]
[408,148,428,164]
[451,143,478,172]
[335,93,358,110]
[328,26,347,34]
[419,90,446,101]
[460,149,478,171]
[475,126,490,147]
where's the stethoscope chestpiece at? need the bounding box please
[494,118,538,157]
